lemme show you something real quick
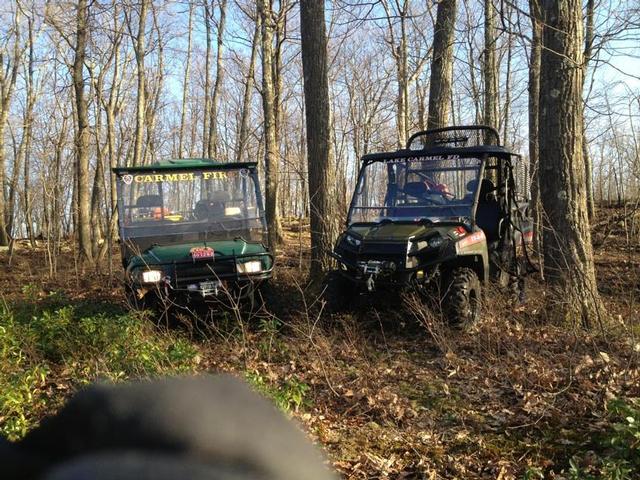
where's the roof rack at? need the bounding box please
[406,125,501,150]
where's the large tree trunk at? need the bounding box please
[72,0,93,265]
[300,0,339,279]
[483,0,498,140]
[537,0,605,326]
[207,0,228,160]
[427,0,457,130]
[258,0,283,249]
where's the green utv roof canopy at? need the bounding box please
[113,158,258,174]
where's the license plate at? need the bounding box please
[190,247,214,259]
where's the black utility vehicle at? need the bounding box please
[327,126,533,326]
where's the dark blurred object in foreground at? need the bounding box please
[0,375,336,480]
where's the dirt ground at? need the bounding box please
[1,210,639,479]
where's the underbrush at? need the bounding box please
[1,231,639,478]
[0,295,199,440]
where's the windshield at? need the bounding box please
[348,155,483,225]
[116,167,266,244]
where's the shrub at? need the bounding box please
[0,302,199,440]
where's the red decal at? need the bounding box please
[457,231,486,249]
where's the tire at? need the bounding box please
[444,267,481,329]
[322,270,354,314]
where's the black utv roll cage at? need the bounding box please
[406,125,501,150]
[347,125,537,276]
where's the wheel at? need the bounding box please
[321,270,354,314]
[444,267,481,328]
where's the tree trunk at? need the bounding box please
[583,0,595,219]
[72,0,93,265]
[207,0,228,160]
[23,15,36,247]
[202,3,212,157]
[178,3,193,159]
[528,0,543,262]
[258,0,283,249]
[427,0,457,130]
[537,0,605,326]
[143,4,164,165]
[396,8,409,147]
[133,0,148,166]
[483,0,498,140]
[236,17,260,163]
[300,0,339,279]
[0,10,22,246]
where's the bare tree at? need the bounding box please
[130,0,148,166]
[0,7,23,246]
[178,2,193,159]
[300,0,339,278]
[537,0,605,326]
[583,0,595,219]
[236,14,259,163]
[528,0,542,258]
[258,0,282,249]
[207,0,228,160]
[427,0,457,130]
[483,0,498,139]
[72,0,93,265]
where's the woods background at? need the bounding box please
[0,0,638,266]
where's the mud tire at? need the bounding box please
[444,267,481,329]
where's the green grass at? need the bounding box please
[245,370,310,413]
[0,298,200,440]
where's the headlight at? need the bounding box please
[141,270,163,283]
[237,260,263,274]
[345,234,361,247]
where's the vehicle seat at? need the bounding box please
[403,182,427,199]
[195,191,230,220]
[474,179,500,242]
[136,195,162,207]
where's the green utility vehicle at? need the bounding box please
[113,159,273,311]
[327,126,533,326]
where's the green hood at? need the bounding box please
[128,239,268,268]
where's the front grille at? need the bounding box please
[170,259,235,285]
[337,242,407,269]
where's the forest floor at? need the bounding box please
[1,207,639,479]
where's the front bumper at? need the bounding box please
[129,252,274,298]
